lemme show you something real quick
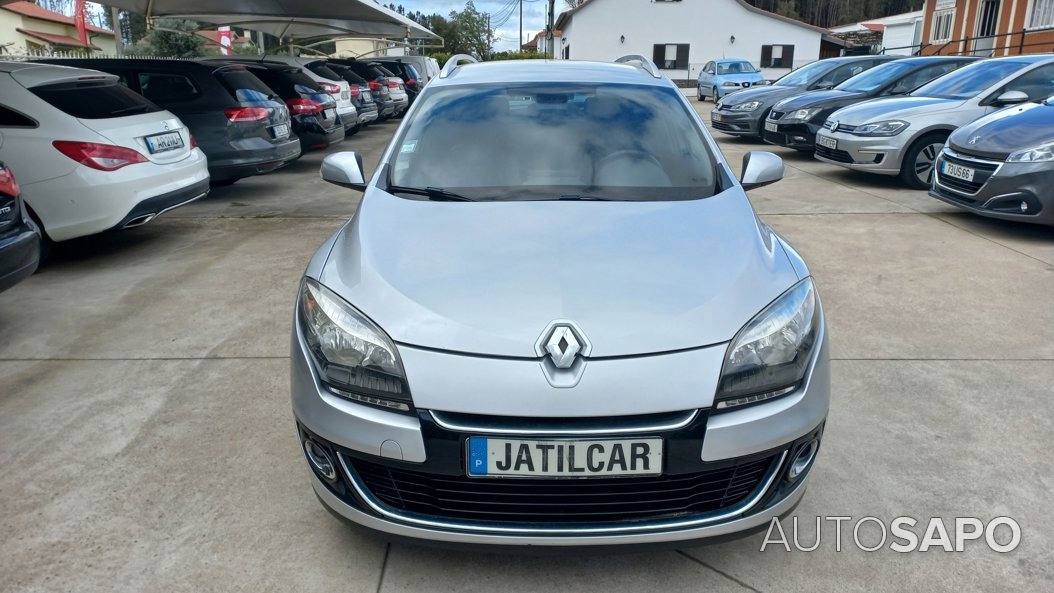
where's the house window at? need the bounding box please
[760,45,795,68]
[652,44,689,70]
[930,9,956,42]
[1028,0,1054,29]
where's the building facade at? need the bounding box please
[554,0,836,81]
[920,0,1054,55]
[0,1,115,56]
[831,10,924,55]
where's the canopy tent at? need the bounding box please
[0,0,441,42]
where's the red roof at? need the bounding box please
[2,1,113,35]
[16,28,102,50]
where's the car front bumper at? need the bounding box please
[763,120,822,151]
[930,149,1054,226]
[710,108,764,137]
[813,128,911,176]
[290,309,830,546]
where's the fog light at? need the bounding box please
[1020,201,1028,213]
[303,439,337,481]
[788,439,818,481]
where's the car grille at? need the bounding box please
[815,145,855,164]
[712,120,738,132]
[935,152,1000,196]
[346,454,778,525]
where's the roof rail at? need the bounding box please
[440,54,479,79]
[615,55,662,79]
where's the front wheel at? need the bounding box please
[900,133,947,190]
[711,87,719,103]
[697,86,704,102]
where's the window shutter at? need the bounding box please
[676,44,690,69]
[761,45,772,68]
[653,44,664,65]
[783,45,796,69]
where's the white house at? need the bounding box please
[830,10,924,55]
[554,0,847,81]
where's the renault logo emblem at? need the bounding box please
[545,326,581,369]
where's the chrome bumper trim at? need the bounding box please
[428,409,699,436]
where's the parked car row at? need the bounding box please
[0,54,430,294]
[709,53,1054,225]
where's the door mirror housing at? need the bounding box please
[740,151,784,191]
[992,90,1030,106]
[321,151,367,191]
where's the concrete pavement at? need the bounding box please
[0,103,1051,593]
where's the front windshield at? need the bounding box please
[774,60,833,87]
[389,83,718,201]
[836,60,919,93]
[717,61,758,75]
[912,61,1028,100]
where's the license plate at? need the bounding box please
[765,121,779,133]
[271,123,289,139]
[324,108,336,120]
[341,91,350,100]
[145,131,184,154]
[941,161,975,182]
[467,436,663,478]
[817,134,838,150]
[712,112,724,122]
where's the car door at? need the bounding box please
[699,62,714,92]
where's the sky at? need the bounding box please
[398,0,552,52]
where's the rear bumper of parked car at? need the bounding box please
[0,226,40,292]
[930,150,1054,226]
[207,135,302,182]
[291,310,830,546]
[295,118,345,151]
[710,109,763,137]
[23,148,210,242]
[337,106,358,130]
[813,129,908,176]
[357,105,379,125]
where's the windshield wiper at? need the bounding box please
[555,194,616,201]
[387,185,478,202]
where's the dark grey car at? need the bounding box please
[40,58,301,185]
[931,96,1054,226]
[711,55,900,138]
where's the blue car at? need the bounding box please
[697,59,766,102]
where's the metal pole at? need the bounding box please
[548,0,555,58]
[110,6,123,56]
[519,0,523,53]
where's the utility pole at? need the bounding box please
[110,6,123,56]
[519,0,523,53]
[547,0,555,59]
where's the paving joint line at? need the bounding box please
[375,543,391,593]
[675,550,764,593]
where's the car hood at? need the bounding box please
[949,102,1054,160]
[719,84,804,106]
[318,189,801,358]
[774,89,867,111]
[829,96,964,125]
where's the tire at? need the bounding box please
[899,133,947,190]
[711,87,719,103]
[697,86,703,102]
[24,204,52,264]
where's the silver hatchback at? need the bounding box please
[291,56,829,546]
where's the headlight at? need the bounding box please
[730,101,762,112]
[715,278,820,411]
[852,120,909,137]
[298,278,412,412]
[1007,142,1054,162]
[722,81,740,87]
[781,108,823,123]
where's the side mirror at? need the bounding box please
[740,151,784,191]
[993,90,1030,106]
[813,81,835,90]
[320,151,367,191]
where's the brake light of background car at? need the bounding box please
[52,141,148,172]
[350,86,361,97]
[320,82,341,95]
[387,80,399,89]
[405,78,416,87]
[285,98,323,115]
[368,81,382,92]
[189,134,198,149]
[0,165,20,198]
[224,106,270,122]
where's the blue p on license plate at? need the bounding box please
[467,436,662,478]
[145,131,184,154]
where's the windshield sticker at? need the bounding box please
[400,140,418,154]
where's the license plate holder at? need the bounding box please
[941,161,975,182]
[271,123,289,139]
[817,134,838,150]
[712,112,724,122]
[764,121,779,133]
[466,436,663,478]
[145,131,184,154]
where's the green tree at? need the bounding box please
[448,1,495,59]
[131,18,205,58]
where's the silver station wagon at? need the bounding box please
[291,55,830,546]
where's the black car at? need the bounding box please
[324,63,380,128]
[764,56,980,151]
[0,162,40,292]
[41,58,301,185]
[710,55,901,138]
[210,60,344,152]
[328,59,397,119]
[931,96,1054,226]
[373,59,422,105]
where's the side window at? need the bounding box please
[651,44,690,70]
[891,63,961,94]
[0,105,36,128]
[705,62,714,74]
[1001,63,1054,101]
[137,72,200,103]
[820,63,866,86]
[761,45,795,68]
